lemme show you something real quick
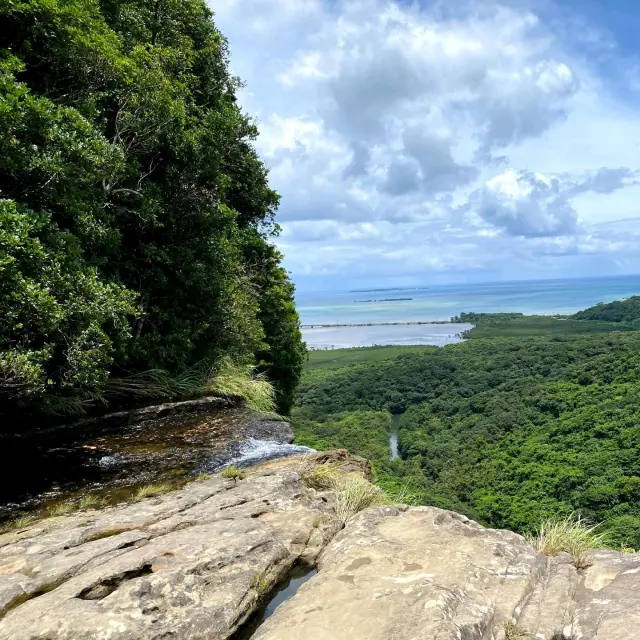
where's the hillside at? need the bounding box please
[293,312,640,548]
[0,0,305,422]
[573,296,640,324]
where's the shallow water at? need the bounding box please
[296,275,640,326]
[234,565,318,639]
[227,438,314,470]
[0,407,310,521]
[303,323,473,349]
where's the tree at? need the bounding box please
[0,0,305,420]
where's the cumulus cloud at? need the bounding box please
[211,0,640,287]
[470,169,578,237]
[468,167,638,238]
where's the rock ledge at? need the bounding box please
[0,452,638,640]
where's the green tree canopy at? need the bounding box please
[0,0,305,419]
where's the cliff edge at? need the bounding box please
[0,452,637,639]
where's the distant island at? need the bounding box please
[349,287,426,293]
[355,298,413,303]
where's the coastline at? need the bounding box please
[301,320,453,328]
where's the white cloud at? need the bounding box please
[470,169,578,237]
[210,0,640,287]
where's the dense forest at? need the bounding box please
[294,298,640,549]
[0,0,305,421]
[3,0,640,555]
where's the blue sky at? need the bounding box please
[211,0,640,291]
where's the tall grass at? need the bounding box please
[0,514,37,534]
[334,475,388,523]
[301,466,388,523]
[203,358,276,414]
[105,357,276,414]
[526,514,607,569]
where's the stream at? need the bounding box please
[390,414,400,459]
[0,404,313,522]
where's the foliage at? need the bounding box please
[294,322,640,547]
[333,474,387,523]
[526,514,607,569]
[304,345,434,370]
[220,465,245,480]
[573,296,640,324]
[293,410,392,462]
[133,483,173,500]
[0,0,304,423]
[457,314,635,339]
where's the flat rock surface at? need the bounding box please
[0,453,638,640]
[253,505,640,640]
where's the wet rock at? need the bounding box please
[0,407,301,519]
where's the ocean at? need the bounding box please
[297,275,640,349]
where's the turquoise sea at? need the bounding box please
[297,275,640,349]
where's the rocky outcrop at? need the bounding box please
[0,452,352,640]
[0,452,638,639]
[254,505,640,640]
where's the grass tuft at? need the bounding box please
[302,465,341,490]
[133,483,174,501]
[204,358,276,414]
[503,621,529,639]
[0,514,37,534]
[526,513,607,569]
[301,465,388,523]
[334,474,388,523]
[78,494,106,510]
[220,465,246,481]
[106,357,277,414]
[48,501,77,517]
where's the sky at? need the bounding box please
[210,0,640,291]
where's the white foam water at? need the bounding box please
[225,438,315,469]
[97,455,122,469]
